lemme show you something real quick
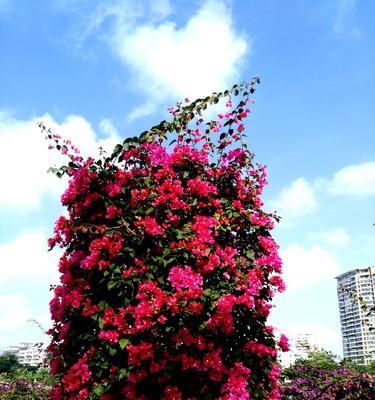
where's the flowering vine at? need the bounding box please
[44,78,288,399]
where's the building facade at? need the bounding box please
[4,343,46,367]
[336,267,375,365]
[279,332,319,367]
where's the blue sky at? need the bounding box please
[0,0,374,356]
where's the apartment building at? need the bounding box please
[336,267,375,365]
[4,342,46,367]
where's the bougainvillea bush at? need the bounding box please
[280,364,374,399]
[45,78,288,400]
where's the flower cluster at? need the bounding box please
[47,79,287,399]
[281,364,375,399]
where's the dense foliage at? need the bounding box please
[0,355,20,375]
[45,79,288,399]
[281,351,374,399]
[0,368,53,399]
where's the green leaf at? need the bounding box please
[119,338,129,349]
[245,250,255,260]
[109,347,117,356]
[111,144,123,158]
[107,280,117,290]
[145,207,154,215]
[199,323,206,331]
[119,368,128,379]
[93,385,105,396]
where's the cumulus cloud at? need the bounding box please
[308,227,351,247]
[326,162,375,196]
[272,177,318,220]
[281,244,342,290]
[149,0,173,20]
[0,295,52,348]
[0,295,31,332]
[83,0,248,119]
[0,112,121,210]
[0,231,60,284]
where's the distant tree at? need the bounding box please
[282,350,338,380]
[0,354,20,373]
[281,350,374,399]
[339,358,375,375]
[303,350,338,370]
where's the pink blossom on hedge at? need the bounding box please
[220,362,251,400]
[127,343,154,366]
[46,79,286,399]
[135,216,164,235]
[168,266,203,291]
[98,330,119,344]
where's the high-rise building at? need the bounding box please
[336,267,375,365]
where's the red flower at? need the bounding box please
[135,216,164,235]
[99,330,120,344]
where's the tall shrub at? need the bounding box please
[45,78,288,400]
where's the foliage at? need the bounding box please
[281,351,375,399]
[339,358,375,375]
[0,355,20,374]
[45,78,288,399]
[0,367,53,399]
[283,350,338,379]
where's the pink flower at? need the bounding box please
[162,385,182,400]
[220,362,251,400]
[269,275,286,293]
[149,143,170,166]
[244,340,277,358]
[207,295,237,335]
[135,216,164,235]
[168,266,203,291]
[278,334,289,352]
[187,178,217,197]
[127,342,154,366]
[98,330,120,344]
[62,356,91,393]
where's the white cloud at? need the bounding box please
[126,101,157,122]
[281,244,342,290]
[0,295,31,332]
[272,177,318,220]
[0,113,121,210]
[0,296,51,348]
[149,0,173,20]
[308,227,351,247]
[333,0,361,39]
[0,231,60,284]
[84,0,248,119]
[327,162,375,196]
